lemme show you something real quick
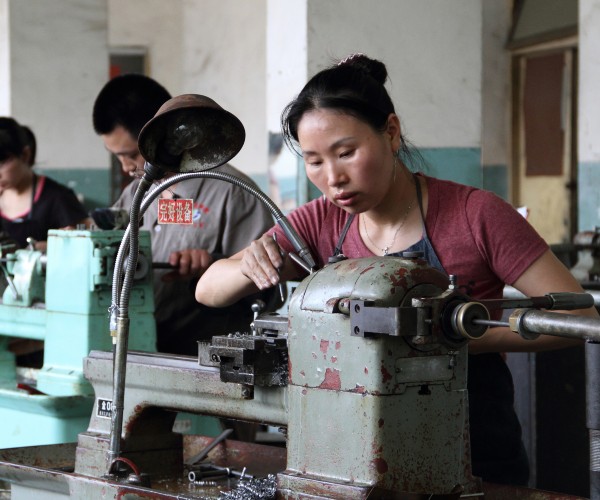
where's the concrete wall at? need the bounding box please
[0,0,110,207]
[107,0,183,95]
[305,0,481,148]
[266,0,307,134]
[305,0,483,188]
[107,0,267,182]
[263,0,486,210]
[180,0,267,179]
[125,0,489,205]
[578,0,600,230]
[0,0,10,112]
[2,0,108,169]
[265,0,308,208]
[0,0,520,209]
[481,0,512,200]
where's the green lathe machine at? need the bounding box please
[0,229,156,448]
[1,95,600,499]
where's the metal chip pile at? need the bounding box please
[218,474,276,500]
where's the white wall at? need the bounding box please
[106,0,484,178]
[481,0,511,166]
[579,0,600,163]
[2,1,488,177]
[5,0,108,170]
[180,0,267,175]
[0,0,10,113]
[305,0,482,149]
[108,0,267,176]
[266,0,307,133]
[107,0,183,96]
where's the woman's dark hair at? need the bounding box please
[281,54,423,170]
[0,117,30,163]
[281,54,395,149]
[21,126,37,166]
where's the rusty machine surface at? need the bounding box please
[0,255,597,499]
[0,95,598,499]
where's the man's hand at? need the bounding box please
[162,249,214,282]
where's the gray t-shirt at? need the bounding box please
[114,163,274,354]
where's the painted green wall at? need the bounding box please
[416,147,482,188]
[578,162,600,231]
[37,168,112,211]
[482,164,509,201]
[415,149,509,200]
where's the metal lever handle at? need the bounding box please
[477,292,595,312]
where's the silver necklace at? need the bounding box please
[362,200,413,256]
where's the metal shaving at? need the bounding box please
[218,474,276,499]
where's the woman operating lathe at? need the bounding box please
[195,54,597,485]
[0,117,91,251]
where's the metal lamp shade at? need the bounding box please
[138,94,245,173]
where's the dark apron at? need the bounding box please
[330,177,529,486]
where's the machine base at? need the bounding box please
[0,438,587,499]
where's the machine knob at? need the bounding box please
[451,301,490,340]
[123,254,150,280]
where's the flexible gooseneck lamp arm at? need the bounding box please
[107,166,158,469]
[106,95,316,473]
[109,170,315,315]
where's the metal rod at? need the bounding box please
[288,251,313,274]
[0,262,18,299]
[516,309,600,342]
[272,233,286,302]
[152,262,176,269]
[472,319,509,328]
[504,285,600,309]
[586,342,600,500]
[480,292,594,312]
[184,428,234,466]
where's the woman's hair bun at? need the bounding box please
[337,53,388,85]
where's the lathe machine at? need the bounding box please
[0,229,156,448]
[0,253,599,499]
[1,94,600,499]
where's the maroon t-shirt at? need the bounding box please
[270,174,548,310]
[270,174,547,483]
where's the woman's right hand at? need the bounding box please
[240,233,286,290]
[196,232,300,308]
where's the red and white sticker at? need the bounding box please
[157,198,194,225]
